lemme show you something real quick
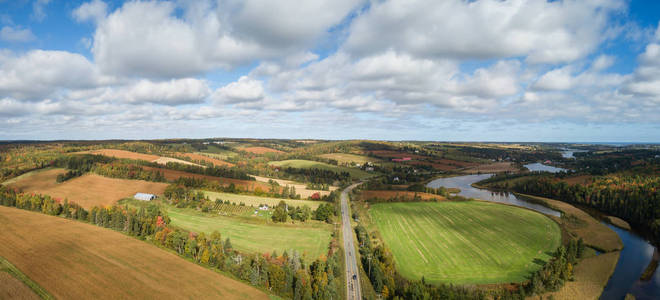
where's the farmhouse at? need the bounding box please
[134,193,156,201]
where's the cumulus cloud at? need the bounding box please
[0,26,36,42]
[88,0,359,78]
[212,76,265,104]
[122,78,211,105]
[73,0,108,24]
[345,0,624,63]
[0,50,104,100]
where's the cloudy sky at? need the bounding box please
[1,0,659,142]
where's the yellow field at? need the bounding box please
[0,206,268,299]
[251,175,337,198]
[318,153,378,164]
[201,190,325,209]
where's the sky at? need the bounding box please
[0,0,659,142]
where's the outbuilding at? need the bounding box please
[134,193,156,201]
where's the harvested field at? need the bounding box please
[167,207,332,261]
[201,190,324,209]
[318,153,379,164]
[0,272,40,300]
[251,175,337,198]
[142,167,272,192]
[268,159,372,179]
[2,168,66,191]
[176,152,235,167]
[518,194,622,252]
[361,190,446,202]
[369,201,561,284]
[542,252,620,300]
[4,170,168,208]
[241,147,284,154]
[461,162,519,173]
[83,149,202,167]
[0,206,268,299]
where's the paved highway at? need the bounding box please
[341,182,362,300]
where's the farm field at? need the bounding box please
[241,147,284,154]
[318,153,379,164]
[83,149,202,167]
[0,206,269,299]
[0,272,40,300]
[141,166,272,191]
[167,207,333,260]
[460,162,519,173]
[3,169,168,208]
[360,190,446,202]
[176,152,235,167]
[369,201,561,284]
[201,190,325,209]
[268,159,373,179]
[251,175,337,198]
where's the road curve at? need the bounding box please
[341,182,362,300]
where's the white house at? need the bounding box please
[134,193,156,201]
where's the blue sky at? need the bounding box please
[1,0,659,142]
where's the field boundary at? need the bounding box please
[1,256,54,300]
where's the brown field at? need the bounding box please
[142,167,273,192]
[0,272,40,300]
[82,149,202,167]
[87,149,160,161]
[241,147,284,154]
[0,206,268,299]
[460,162,519,173]
[518,194,622,252]
[361,190,446,202]
[5,170,168,208]
[176,152,235,167]
[539,251,620,300]
[251,175,337,198]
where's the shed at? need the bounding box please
[134,193,156,201]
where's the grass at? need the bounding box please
[545,251,620,299]
[368,201,561,284]
[166,207,333,261]
[318,153,379,164]
[1,256,53,299]
[201,190,325,209]
[4,169,169,209]
[268,159,373,179]
[0,205,268,299]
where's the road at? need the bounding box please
[341,182,362,300]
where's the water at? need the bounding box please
[523,162,567,173]
[427,174,660,300]
[427,174,560,217]
[561,148,589,159]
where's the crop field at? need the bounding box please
[167,207,333,260]
[201,190,324,209]
[360,190,446,202]
[84,149,202,167]
[251,175,336,198]
[241,147,284,154]
[0,206,268,299]
[0,272,40,300]
[268,159,372,179]
[4,169,168,208]
[369,201,561,284]
[318,153,379,164]
[176,152,235,167]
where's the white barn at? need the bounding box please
[134,193,156,201]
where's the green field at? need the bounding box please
[369,201,561,284]
[268,159,373,179]
[167,207,333,261]
[318,153,380,164]
[201,190,324,209]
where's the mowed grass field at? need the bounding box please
[3,168,168,208]
[0,206,268,300]
[369,201,561,284]
[201,190,325,209]
[318,153,379,164]
[167,207,332,260]
[268,159,372,179]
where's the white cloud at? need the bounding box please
[32,0,52,22]
[345,0,624,63]
[89,0,359,78]
[122,78,210,105]
[73,0,108,24]
[0,50,104,100]
[212,76,265,104]
[0,26,36,42]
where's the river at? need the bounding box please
[427,172,660,300]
